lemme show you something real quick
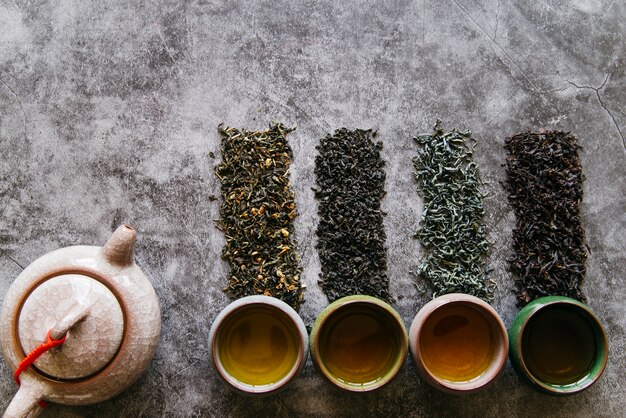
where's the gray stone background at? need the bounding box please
[0,0,624,416]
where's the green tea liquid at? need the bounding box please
[218,307,298,386]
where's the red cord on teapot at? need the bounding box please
[14,329,67,408]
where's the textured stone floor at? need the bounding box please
[0,0,624,416]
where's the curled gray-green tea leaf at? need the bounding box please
[216,123,305,310]
[413,121,494,301]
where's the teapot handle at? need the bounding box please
[4,303,88,418]
[3,372,46,418]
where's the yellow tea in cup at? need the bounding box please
[217,305,299,385]
[419,303,496,382]
[209,296,308,394]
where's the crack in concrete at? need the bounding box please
[486,86,521,125]
[492,0,500,43]
[452,0,567,124]
[239,73,333,131]
[565,70,625,150]
[0,250,25,270]
[450,0,542,94]
[457,0,624,150]
[0,76,28,142]
[449,0,569,129]
[167,358,200,381]
[156,25,181,73]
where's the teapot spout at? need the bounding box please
[102,225,136,267]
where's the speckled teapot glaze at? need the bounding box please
[0,225,161,418]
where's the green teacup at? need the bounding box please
[508,296,608,395]
[310,295,408,392]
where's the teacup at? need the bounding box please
[508,296,608,395]
[310,295,408,392]
[208,295,308,395]
[409,293,508,393]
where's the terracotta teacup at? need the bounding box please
[409,293,508,393]
[310,295,408,392]
[208,295,308,395]
[508,296,608,395]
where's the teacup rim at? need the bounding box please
[310,295,409,392]
[209,295,308,395]
[514,296,609,395]
[409,293,509,393]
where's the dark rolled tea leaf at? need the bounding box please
[216,123,305,310]
[505,131,587,306]
[314,128,391,302]
[413,121,494,301]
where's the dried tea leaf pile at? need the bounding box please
[505,131,587,306]
[216,123,304,310]
[413,122,494,301]
[314,128,391,302]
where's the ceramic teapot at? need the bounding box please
[0,225,161,417]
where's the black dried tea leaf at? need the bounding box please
[216,123,305,310]
[314,128,391,302]
[413,121,494,301]
[505,131,587,306]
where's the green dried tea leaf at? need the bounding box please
[413,120,494,301]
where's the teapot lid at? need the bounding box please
[17,274,124,379]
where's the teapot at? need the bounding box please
[0,225,161,417]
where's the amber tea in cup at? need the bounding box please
[410,294,508,393]
[209,296,308,395]
[310,295,408,392]
[419,303,496,381]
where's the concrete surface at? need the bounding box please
[0,0,624,416]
